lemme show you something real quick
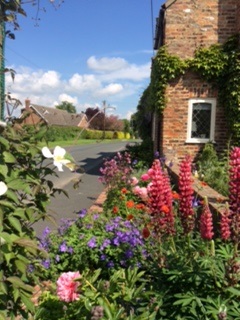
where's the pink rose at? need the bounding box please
[57,271,81,302]
[141,173,150,181]
[130,177,139,186]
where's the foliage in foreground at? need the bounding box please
[0,124,67,319]
[35,148,240,319]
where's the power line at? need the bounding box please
[5,45,42,69]
[150,0,155,56]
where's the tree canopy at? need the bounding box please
[56,101,77,114]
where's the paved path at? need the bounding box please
[34,141,131,237]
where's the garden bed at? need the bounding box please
[167,162,228,215]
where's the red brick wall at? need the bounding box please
[157,0,238,162]
[162,70,228,162]
[21,109,43,126]
[164,0,239,59]
[237,1,240,32]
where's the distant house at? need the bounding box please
[21,99,88,128]
[151,0,240,162]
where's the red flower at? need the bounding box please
[121,188,128,194]
[200,200,214,240]
[229,147,240,244]
[142,227,150,239]
[220,207,231,241]
[126,200,135,208]
[135,203,145,210]
[148,159,175,235]
[178,155,195,234]
[172,191,180,200]
[161,205,169,213]
[112,206,119,214]
[127,214,134,221]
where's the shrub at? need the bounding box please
[0,124,65,319]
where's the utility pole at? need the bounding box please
[0,21,5,120]
[103,100,106,140]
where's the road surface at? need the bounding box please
[34,141,132,237]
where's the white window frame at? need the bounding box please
[186,98,216,143]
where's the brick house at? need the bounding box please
[152,0,240,162]
[21,99,88,128]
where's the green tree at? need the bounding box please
[56,101,77,114]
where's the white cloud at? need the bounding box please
[55,94,79,106]
[5,55,151,119]
[67,74,101,93]
[87,56,128,72]
[94,83,123,97]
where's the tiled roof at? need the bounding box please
[31,104,86,127]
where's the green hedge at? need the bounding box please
[24,125,130,141]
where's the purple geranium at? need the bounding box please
[87,237,97,248]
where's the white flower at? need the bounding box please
[193,170,199,178]
[0,181,7,196]
[42,146,72,172]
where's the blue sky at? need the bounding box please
[5,0,164,120]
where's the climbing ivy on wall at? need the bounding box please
[148,34,240,143]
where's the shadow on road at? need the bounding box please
[76,151,118,175]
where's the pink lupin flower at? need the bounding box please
[178,155,195,234]
[228,147,240,244]
[147,159,175,235]
[57,271,81,302]
[220,204,231,241]
[200,199,214,240]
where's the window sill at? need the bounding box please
[185,139,216,144]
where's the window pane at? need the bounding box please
[191,103,211,139]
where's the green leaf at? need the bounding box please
[0,279,8,294]
[226,287,240,296]
[3,151,16,163]
[6,276,34,292]
[0,136,10,148]
[19,291,35,313]
[0,232,18,244]
[0,200,16,210]
[8,216,22,233]
[15,259,27,274]
[6,189,19,204]
[0,164,8,177]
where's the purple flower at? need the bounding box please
[27,264,34,273]
[78,208,87,218]
[112,237,120,246]
[100,254,107,261]
[55,255,60,262]
[58,219,75,235]
[193,198,199,207]
[93,214,99,220]
[125,249,134,259]
[105,224,115,232]
[132,159,138,166]
[59,241,68,253]
[42,227,51,237]
[100,239,111,250]
[42,259,50,269]
[154,151,160,158]
[107,261,114,268]
[68,247,74,254]
[87,237,97,248]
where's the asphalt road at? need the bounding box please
[34,140,132,237]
